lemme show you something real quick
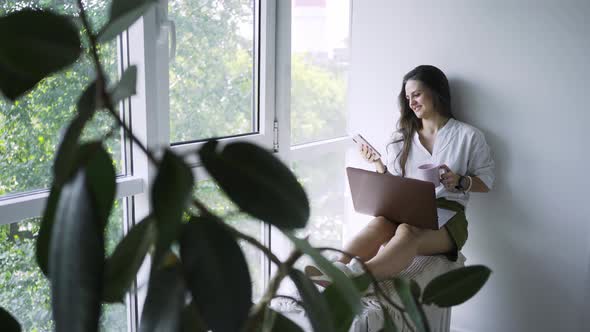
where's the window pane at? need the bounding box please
[291,0,351,146]
[292,151,346,249]
[169,0,257,144]
[0,1,123,197]
[194,180,264,300]
[275,151,347,295]
[0,200,127,331]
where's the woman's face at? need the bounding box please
[404,79,436,119]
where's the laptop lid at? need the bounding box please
[346,167,441,230]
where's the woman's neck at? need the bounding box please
[420,113,449,136]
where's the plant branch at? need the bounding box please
[75,0,158,167]
[316,247,415,330]
[243,250,302,332]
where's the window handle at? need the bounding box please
[162,19,177,61]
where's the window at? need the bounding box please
[290,0,350,146]
[0,1,122,197]
[169,0,258,144]
[0,200,128,332]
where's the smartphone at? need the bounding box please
[352,134,381,159]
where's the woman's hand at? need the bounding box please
[359,144,380,163]
[359,144,386,173]
[439,164,460,191]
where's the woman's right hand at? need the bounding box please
[360,144,380,163]
[359,144,386,173]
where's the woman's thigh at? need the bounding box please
[395,224,454,256]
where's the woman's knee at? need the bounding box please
[395,223,422,239]
[366,216,396,234]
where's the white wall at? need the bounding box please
[348,1,590,331]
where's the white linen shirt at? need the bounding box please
[385,118,495,207]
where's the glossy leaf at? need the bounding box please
[38,142,114,277]
[152,150,194,263]
[0,307,21,332]
[110,65,137,104]
[290,269,335,332]
[199,140,310,229]
[322,274,371,332]
[0,10,81,100]
[393,278,428,332]
[422,265,492,307]
[139,265,185,332]
[53,82,100,187]
[285,233,361,314]
[83,143,117,225]
[103,217,156,303]
[258,308,304,332]
[49,170,104,332]
[180,217,252,332]
[36,185,61,276]
[98,0,159,42]
[181,302,208,332]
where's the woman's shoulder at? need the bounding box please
[450,119,487,141]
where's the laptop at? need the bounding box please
[346,167,456,230]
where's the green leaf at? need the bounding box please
[258,308,304,332]
[0,307,21,332]
[322,274,371,332]
[98,0,159,43]
[36,185,61,276]
[139,265,185,332]
[38,142,114,277]
[181,302,208,332]
[290,269,335,332]
[110,65,137,104]
[378,304,399,332]
[83,143,117,225]
[53,82,100,186]
[393,278,428,332]
[49,170,104,332]
[180,217,252,332]
[103,217,156,303]
[152,150,194,263]
[422,265,492,307]
[0,9,81,101]
[285,233,362,315]
[199,140,310,229]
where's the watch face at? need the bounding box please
[458,176,466,190]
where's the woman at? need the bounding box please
[308,65,495,284]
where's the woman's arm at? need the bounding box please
[469,176,490,193]
[440,166,490,193]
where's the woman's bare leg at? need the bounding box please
[338,216,397,264]
[364,223,455,280]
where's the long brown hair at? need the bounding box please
[391,65,454,176]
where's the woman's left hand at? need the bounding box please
[439,164,460,191]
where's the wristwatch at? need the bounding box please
[456,176,468,191]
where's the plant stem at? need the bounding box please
[75,0,158,167]
[243,250,302,332]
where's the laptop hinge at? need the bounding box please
[273,120,279,152]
